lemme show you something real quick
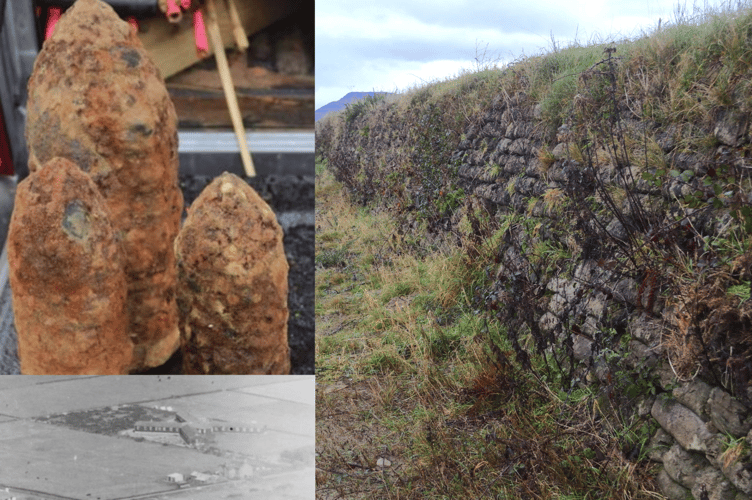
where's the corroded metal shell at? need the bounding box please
[8,157,132,374]
[25,0,183,369]
[175,173,290,374]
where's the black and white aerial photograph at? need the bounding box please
[0,376,314,500]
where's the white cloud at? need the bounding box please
[317,12,507,45]
[315,0,738,110]
[383,59,474,91]
[315,59,473,108]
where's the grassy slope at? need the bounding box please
[315,160,661,499]
[317,3,752,498]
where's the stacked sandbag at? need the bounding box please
[24,0,183,370]
[175,173,290,374]
[7,158,132,374]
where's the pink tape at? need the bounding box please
[181,0,191,9]
[193,10,208,56]
[127,16,139,34]
[165,0,180,21]
[45,7,62,40]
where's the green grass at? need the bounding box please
[318,0,752,181]
[315,161,661,499]
[315,3,752,497]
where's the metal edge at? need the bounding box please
[178,130,314,154]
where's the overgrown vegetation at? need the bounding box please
[542,25,752,401]
[344,93,387,124]
[316,160,661,498]
[317,1,752,497]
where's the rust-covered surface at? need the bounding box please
[175,173,290,374]
[7,158,132,374]
[24,0,183,370]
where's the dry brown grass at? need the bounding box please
[316,4,752,497]
[316,158,666,499]
[662,263,752,395]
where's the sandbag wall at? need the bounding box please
[317,85,752,500]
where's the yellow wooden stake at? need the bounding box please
[204,0,256,177]
[225,0,250,51]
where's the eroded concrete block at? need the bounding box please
[652,394,719,455]
[708,388,752,438]
[657,467,691,500]
[673,379,713,421]
[663,443,710,489]
[691,467,738,500]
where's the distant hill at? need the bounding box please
[316,92,392,121]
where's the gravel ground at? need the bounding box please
[0,173,314,375]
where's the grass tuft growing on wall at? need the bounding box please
[316,1,752,497]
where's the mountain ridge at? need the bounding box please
[315,91,391,121]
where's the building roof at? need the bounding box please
[135,420,179,426]
[190,471,212,481]
[134,421,184,432]
[175,411,205,423]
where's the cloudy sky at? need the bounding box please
[316,0,732,109]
